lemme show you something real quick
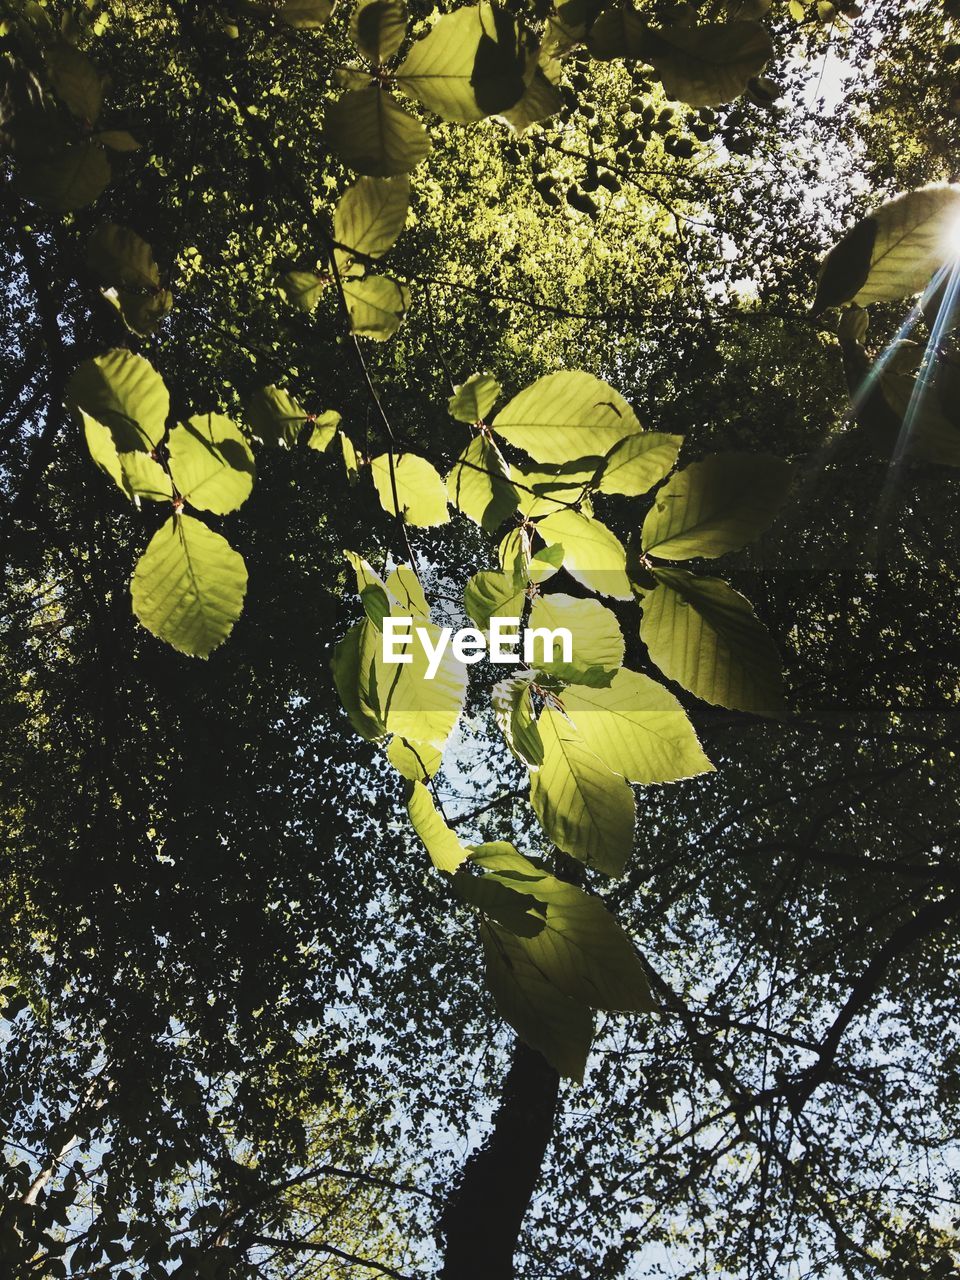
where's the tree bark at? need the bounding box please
[438,1039,560,1280]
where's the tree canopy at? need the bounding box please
[2,0,960,1277]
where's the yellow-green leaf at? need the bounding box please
[370,452,449,525]
[448,372,501,423]
[598,432,683,497]
[67,349,169,452]
[334,175,410,261]
[446,435,519,532]
[343,274,410,339]
[387,736,442,780]
[244,385,308,448]
[351,0,408,63]
[407,780,468,871]
[493,370,641,464]
[527,593,623,681]
[325,87,431,177]
[167,414,255,515]
[535,508,632,599]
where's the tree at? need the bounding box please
[2,0,960,1276]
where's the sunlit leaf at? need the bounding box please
[67,349,169,452]
[167,414,256,515]
[351,0,407,62]
[640,567,786,717]
[535,508,632,598]
[373,617,467,747]
[281,270,328,313]
[407,780,468,871]
[244,385,308,449]
[370,452,449,525]
[81,412,172,504]
[464,569,525,630]
[343,274,411,339]
[334,175,410,261]
[493,370,641,464]
[597,432,683,497]
[130,514,247,658]
[307,410,342,452]
[448,372,500,423]
[492,671,544,765]
[325,86,431,177]
[527,593,623,681]
[387,735,442,780]
[332,619,387,741]
[641,453,792,560]
[446,434,519,531]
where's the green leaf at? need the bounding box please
[641,452,792,560]
[396,1,531,123]
[407,780,468,871]
[106,287,173,337]
[361,582,392,629]
[87,223,160,291]
[560,669,714,784]
[67,350,169,452]
[340,431,361,482]
[527,592,623,681]
[325,87,431,177]
[529,706,635,875]
[307,411,342,452]
[464,569,525,630]
[498,525,531,578]
[875,369,960,467]
[45,44,103,121]
[332,620,387,741]
[130,514,247,658]
[529,543,564,584]
[630,21,774,108]
[373,616,467,747]
[281,270,328,313]
[499,66,564,132]
[535,508,632,599]
[387,735,442,780]
[493,370,642,464]
[14,142,111,211]
[279,0,333,27]
[82,412,172,504]
[481,921,594,1082]
[244,385,308,448]
[370,452,449,525]
[515,461,600,518]
[471,845,654,1010]
[453,871,545,936]
[640,567,786,717]
[351,0,407,62]
[812,184,960,313]
[167,414,256,515]
[597,432,683,497]
[446,434,519,532]
[343,274,411,339]
[492,671,544,765]
[448,372,500,423]
[94,129,140,152]
[386,564,431,617]
[334,175,410,261]
[586,6,647,59]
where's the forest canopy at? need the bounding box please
[2,0,960,1277]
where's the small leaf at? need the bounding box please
[325,86,431,177]
[87,223,159,291]
[281,271,328,313]
[130,514,247,658]
[448,372,500,423]
[640,567,786,717]
[167,414,255,515]
[245,385,308,448]
[535,508,632,598]
[446,434,519,532]
[813,184,960,313]
[81,412,172,503]
[343,274,410,339]
[641,452,792,560]
[307,410,341,452]
[370,452,449,525]
[407,780,468,871]
[387,735,442,780]
[396,1,531,123]
[492,672,544,765]
[597,432,683,496]
[493,370,642,464]
[334,175,410,261]
[332,620,387,741]
[340,431,361,482]
[94,129,140,152]
[351,0,407,62]
[67,349,169,452]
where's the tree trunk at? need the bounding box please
[438,1039,560,1280]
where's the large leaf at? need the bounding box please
[627,20,773,108]
[351,0,408,61]
[452,867,545,937]
[396,2,530,123]
[560,669,714,784]
[244,385,309,448]
[493,370,641,464]
[813,184,960,313]
[515,461,599,519]
[499,66,564,132]
[130,514,247,658]
[481,921,594,1081]
[279,0,333,27]
[387,735,442,780]
[407,780,468,871]
[529,706,635,875]
[167,414,256,515]
[598,431,683,497]
[45,44,104,122]
[641,453,792,560]
[325,87,431,177]
[370,452,449,525]
[332,620,387,741]
[82,412,172,504]
[528,592,623,681]
[448,372,500,423]
[67,350,169,452]
[641,568,786,717]
[373,617,467,747]
[471,844,653,1011]
[281,271,328,313]
[87,223,160,291]
[15,142,111,211]
[334,175,410,261]
[535,508,632,599]
[446,434,519,531]
[343,274,411,339]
